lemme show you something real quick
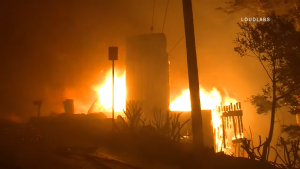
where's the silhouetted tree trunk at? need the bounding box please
[261,58,277,162]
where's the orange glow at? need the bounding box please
[91,69,241,153]
[170,87,237,152]
[92,69,126,117]
[169,88,236,130]
[94,69,237,114]
[169,87,236,111]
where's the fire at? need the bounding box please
[92,69,240,153]
[170,87,237,153]
[93,69,126,117]
[95,69,236,114]
[169,87,236,129]
[169,87,236,111]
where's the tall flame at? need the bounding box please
[169,87,237,153]
[169,88,236,111]
[95,69,236,113]
[93,69,126,116]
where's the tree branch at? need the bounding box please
[258,55,273,81]
[276,86,300,101]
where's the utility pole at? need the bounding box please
[109,47,118,132]
[181,0,204,166]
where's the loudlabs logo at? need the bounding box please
[241,17,270,22]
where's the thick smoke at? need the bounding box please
[0,0,154,120]
[0,0,295,153]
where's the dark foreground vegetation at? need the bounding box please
[0,103,279,169]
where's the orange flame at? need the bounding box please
[169,87,236,111]
[94,69,237,113]
[92,69,126,117]
[170,87,237,153]
[91,69,240,154]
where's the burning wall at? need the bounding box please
[126,33,169,116]
[176,103,245,157]
[79,32,245,156]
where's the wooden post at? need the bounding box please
[236,102,239,110]
[238,116,242,137]
[232,116,237,140]
[240,116,244,133]
[222,117,226,148]
[213,128,216,152]
[182,0,204,159]
[235,144,237,157]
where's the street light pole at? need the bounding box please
[109,47,118,132]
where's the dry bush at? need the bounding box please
[241,136,267,161]
[242,126,300,169]
[116,100,146,132]
[151,109,189,142]
[270,137,300,169]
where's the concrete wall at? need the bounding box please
[126,33,169,117]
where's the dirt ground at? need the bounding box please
[0,118,181,169]
[0,118,279,169]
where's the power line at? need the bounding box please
[168,35,185,56]
[162,0,170,33]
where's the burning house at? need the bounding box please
[125,33,170,117]
[85,33,246,157]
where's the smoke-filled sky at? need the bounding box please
[0,0,296,146]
